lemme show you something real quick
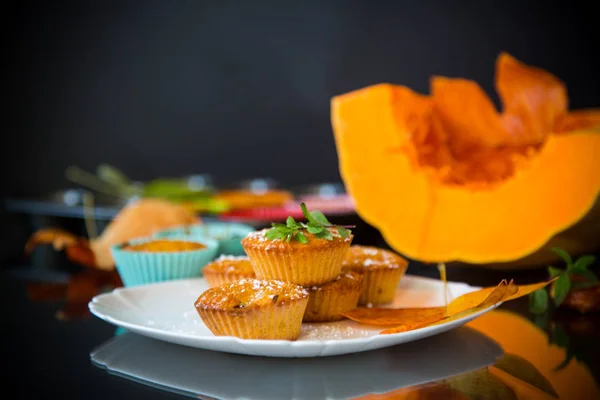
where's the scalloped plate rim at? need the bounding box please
[88,275,496,357]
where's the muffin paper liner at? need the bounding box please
[197,298,308,340]
[244,242,350,286]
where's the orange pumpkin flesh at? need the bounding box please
[331,53,600,264]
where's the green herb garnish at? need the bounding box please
[264,203,354,243]
[529,247,598,314]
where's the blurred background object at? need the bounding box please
[3,0,599,275]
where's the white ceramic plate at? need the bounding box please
[89,275,496,358]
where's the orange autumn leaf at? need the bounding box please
[503,278,558,301]
[476,279,518,308]
[341,307,445,326]
[383,280,518,334]
[380,318,444,335]
[421,280,521,331]
[447,279,517,316]
[341,279,556,335]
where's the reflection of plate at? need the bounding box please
[91,327,502,400]
[89,276,497,357]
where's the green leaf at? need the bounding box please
[552,325,570,348]
[315,229,333,241]
[306,223,324,234]
[571,280,600,290]
[310,210,331,226]
[286,216,300,229]
[265,228,286,240]
[295,232,308,244]
[300,203,316,224]
[337,226,351,238]
[572,255,596,272]
[569,268,599,282]
[529,289,549,315]
[570,267,600,289]
[272,223,289,230]
[551,247,573,267]
[553,274,571,307]
[532,312,550,332]
[547,266,563,279]
[96,164,131,187]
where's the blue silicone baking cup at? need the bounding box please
[154,222,254,256]
[111,236,219,287]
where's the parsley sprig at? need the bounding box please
[264,203,354,243]
[529,247,598,315]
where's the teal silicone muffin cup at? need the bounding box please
[111,236,219,287]
[154,222,254,256]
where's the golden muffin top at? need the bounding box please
[342,245,408,270]
[242,228,352,251]
[121,239,206,252]
[203,255,254,275]
[307,271,364,292]
[195,279,309,312]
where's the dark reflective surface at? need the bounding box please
[4,267,600,400]
[91,327,501,399]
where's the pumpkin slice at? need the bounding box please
[331,54,600,264]
[496,53,567,145]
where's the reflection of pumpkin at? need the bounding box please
[467,310,599,399]
[331,53,600,264]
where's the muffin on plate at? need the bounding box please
[111,237,218,287]
[342,245,408,305]
[202,255,255,287]
[195,278,309,340]
[241,227,353,286]
[303,271,364,322]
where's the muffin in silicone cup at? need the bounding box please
[202,255,255,287]
[111,237,218,287]
[154,222,254,256]
[303,271,364,322]
[195,278,309,340]
[241,228,353,286]
[341,245,408,305]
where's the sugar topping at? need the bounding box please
[203,256,254,275]
[300,323,375,340]
[195,278,308,311]
[242,227,351,248]
[215,254,249,261]
[305,271,363,292]
[342,245,408,270]
[244,229,270,242]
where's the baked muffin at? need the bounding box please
[303,271,364,322]
[121,239,206,252]
[202,255,255,287]
[241,227,353,286]
[195,278,309,340]
[111,237,218,287]
[342,245,408,305]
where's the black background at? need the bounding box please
[4,0,599,196]
[2,0,599,262]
